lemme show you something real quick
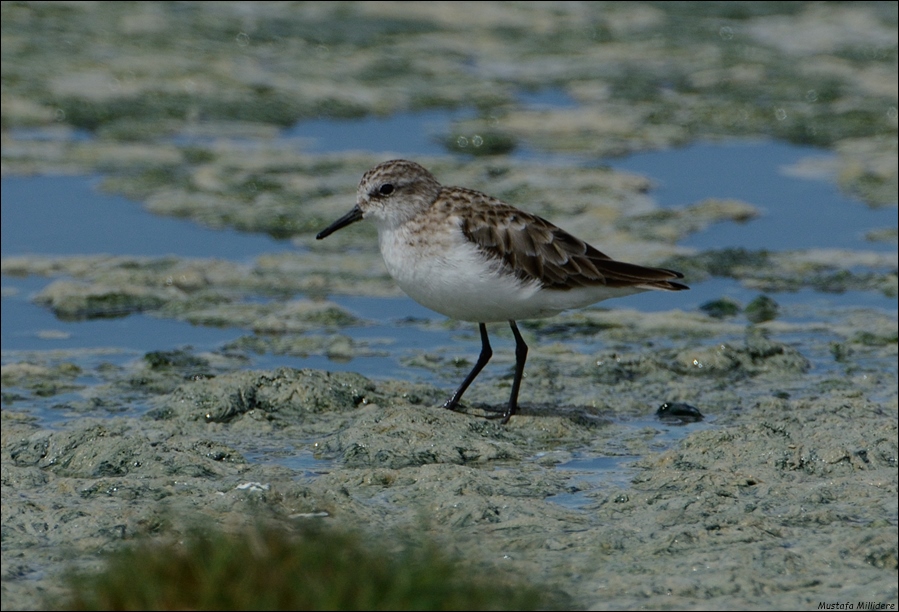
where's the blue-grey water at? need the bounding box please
[2,102,896,438]
[3,138,895,360]
[0,106,896,508]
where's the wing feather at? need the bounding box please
[454,189,687,292]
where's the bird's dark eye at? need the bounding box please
[378,183,394,196]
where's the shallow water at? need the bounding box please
[2,5,896,610]
[4,133,894,524]
[2,131,895,426]
[613,140,897,253]
[3,140,894,325]
[2,103,896,523]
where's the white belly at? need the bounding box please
[377,225,644,322]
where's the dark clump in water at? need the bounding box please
[656,402,704,424]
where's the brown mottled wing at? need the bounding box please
[457,192,688,292]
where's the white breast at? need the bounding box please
[376,221,640,322]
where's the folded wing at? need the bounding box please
[457,192,688,292]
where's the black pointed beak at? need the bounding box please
[316,205,364,239]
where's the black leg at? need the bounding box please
[443,323,492,412]
[502,320,528,424]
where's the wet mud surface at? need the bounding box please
[2,2,897,609]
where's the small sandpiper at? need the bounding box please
[317,160,688,423]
